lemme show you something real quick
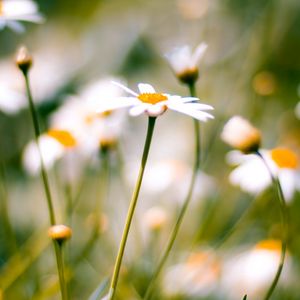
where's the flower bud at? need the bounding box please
[221,116,261,154]
[48,224,72,243]
[16,46,33,74]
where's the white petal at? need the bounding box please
[183,102,214,111]
[129,104,148,116]
[179,97,199,103]
[168,103,214,121]
[138,83,156,94]
[95,97,138,113]
[7,20,24,33]
[192,43,208,66]
[146,104,167,117]
[112,81,138,96]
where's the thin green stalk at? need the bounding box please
[22,70,69,300]
[23,72,56,225]
[143,83,200,300]
[108,117,156,300]
[256,151,288,300]
[55,242,69,300]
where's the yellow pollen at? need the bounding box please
[255,239,281,252]
[271,148,298,169]
[48,129,77,148]
[138,93,167,105]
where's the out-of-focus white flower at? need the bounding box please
[165,42,208,84]
[96,82,214,120]
[226,148,300,201]
[23,134,65,175]
[221,116,261,153]
[125,159,216,204]
[0,0,43,33]
[23,78,127,183]
[0,84,26,114]
[222,240,289,300]
[163,250,220,297]
[143,206,168,231]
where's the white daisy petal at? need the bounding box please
[95,97,138,113]
[146,104,167,117]
[192,43,208,66]
[112,81,138,96]
[183,102,214,110]
[138,83,156,94]
[129,104,148,116]
[168,103,213,121]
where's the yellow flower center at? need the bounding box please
[47,129,77,148]
[271,148,298,169]
[255,239,281,252]
[138,93,167,105]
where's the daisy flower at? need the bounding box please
[96,82,214,120]
[226,148,300,201]
[222,240,290,300]
[165,42,208,84]
[0,0,44,33]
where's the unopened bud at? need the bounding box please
[16,46,33,74]
[48,224,72,243]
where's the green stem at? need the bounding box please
[256,151,288,300]
[143,83,200,300]
[108,117,156,300]
[55,242,69,300]
[23,71,56,226]
[22,70,69,300]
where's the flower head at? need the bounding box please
[221,116,261,154]
[0,0,44,33]
[226,148,300,201]
[97,82,214,120]
[165,42,208,84]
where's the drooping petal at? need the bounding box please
[95,97,138,113]
[138,83,156,94]
[112,81,138,96]
[168,103,214,121]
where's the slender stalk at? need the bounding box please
[23,71,56,225]
[22,70,69,300]
[256,151,288,300]
[55,242,69,300]
[143,83,200,300]
[108,117,156,300]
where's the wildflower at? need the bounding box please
[165,42,208,84]
[226,148,300,201]
[221,116,261,154]
[222,240,289,300]
[16,46,33,73]
[97,82,213,120]
[48,224,72,243]
[0,0,43,33]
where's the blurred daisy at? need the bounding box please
[23,78,126,183]
[165,42,208,84]
[226,148,300,201]
[163,250,220,297]
[222,240,289,299]
[0,0,43,33]
[97,82,214,120]
[221,116,261,154]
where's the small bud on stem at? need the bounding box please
[16,46,33,74]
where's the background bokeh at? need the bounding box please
[0,0,300,299]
